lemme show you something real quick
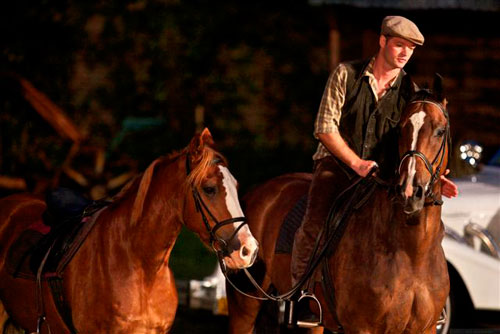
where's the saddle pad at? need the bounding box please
[275,194,308,254]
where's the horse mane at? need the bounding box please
[186,146,226,188]
[112,145,224,225]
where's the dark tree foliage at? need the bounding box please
[0,0,329,190]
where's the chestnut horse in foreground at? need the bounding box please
[0,128,258,333]
[228,82,450,333]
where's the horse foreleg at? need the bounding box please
[0,300,7,333]
[226,285,263,334]
[0,300,24,334]
[423,326,437,334]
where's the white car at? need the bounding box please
[440,163,500,332]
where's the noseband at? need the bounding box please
[398,99,449,205]
[186,154,247,256]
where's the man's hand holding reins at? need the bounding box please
[318,132,378,178]
[352,159,378,177]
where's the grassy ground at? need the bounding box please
[169,227,229,333]
[169,226,218,281]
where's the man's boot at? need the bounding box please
[290,230,321,327]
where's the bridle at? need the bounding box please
[185,153,247,257]
[397,99,449,205]
[185,152,297,302]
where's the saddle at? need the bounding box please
[7,188,108,278]
[6,188,110,333]
[276,179,377,256]
[275,194,308,254]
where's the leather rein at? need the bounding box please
[219,168,383,304]
[217,100,450,306]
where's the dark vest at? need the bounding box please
[339,59,414,178]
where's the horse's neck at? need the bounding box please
[366,189,443,262]
[108,158,185,269]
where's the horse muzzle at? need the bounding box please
[397,179,427,215]
[224,230,259,269]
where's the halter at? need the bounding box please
[397,99,449,206]
[185,153,247,256]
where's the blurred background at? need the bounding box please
[0,0,499,332]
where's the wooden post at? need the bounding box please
[195,105,205,133]
[362,29,378,59]
[327,10,340,72]
[0,175,27,190]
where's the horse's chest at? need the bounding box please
[362,253,444,302]
[115,271,177,330]
[334,251,446,332]
[71,264,178,333]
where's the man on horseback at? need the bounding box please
[291,15,458,322]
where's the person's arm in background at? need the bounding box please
[441,170,459,198]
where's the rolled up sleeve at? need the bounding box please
[314,64,347,138]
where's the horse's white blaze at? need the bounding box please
[410,111,426,151]
[219,166,258,264]
[405,111,426,197]
[219,166,245,219]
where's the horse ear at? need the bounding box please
[433,73,445,104]
[200,128,215,147]
[188,128,214,162]
[412,81,420,93]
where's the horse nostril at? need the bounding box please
[415,185,424,199]
[241,246,249,258]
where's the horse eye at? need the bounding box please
[436,128,446,137]
[202,186,216,196]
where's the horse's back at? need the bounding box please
[226,173,312,333]
[243,172,312,292]
[0,193,45,263]
[244,172,311,208]
[244,173,311,240]
[0,193,44,218]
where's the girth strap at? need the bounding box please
[48,276,77,334]
[34,204,108,334]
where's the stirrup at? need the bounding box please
[437,306,447,325]
[284,291,323,329]
[30,315,51,334]
[297,291,323,328]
